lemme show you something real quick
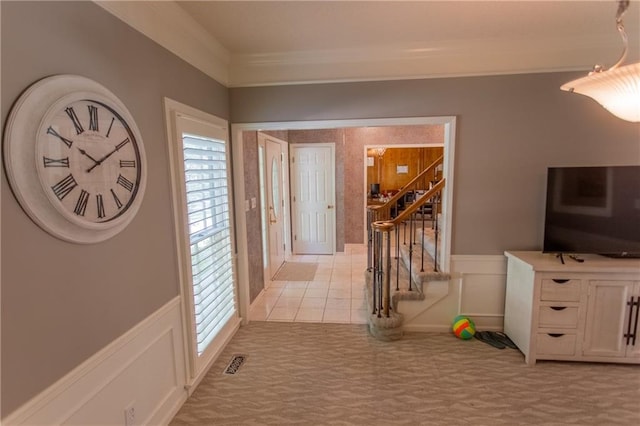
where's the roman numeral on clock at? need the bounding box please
[96,194,106,219]
[105,117,115,138]
[64,107,84,135]
[73,190,90,216]
[51,174,78,200]
[88,105,99,132]
[120,160,136,168]
[43,157,70,168]
[46,126,74,148]
[110,188,123,209]
[116,174,134,192]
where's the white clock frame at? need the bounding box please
[3,75,147,243]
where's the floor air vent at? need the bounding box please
[223,354,247,375]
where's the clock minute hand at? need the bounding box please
[87,138,130,173]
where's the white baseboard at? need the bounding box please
[2,297,187,426]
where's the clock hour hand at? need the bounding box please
[77,147,100,166]
[86,138,130,173]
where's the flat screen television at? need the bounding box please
[543,165,640,258]
[370,183,380,197]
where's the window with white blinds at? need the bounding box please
[182,133,236,355]
[165,100,239,382]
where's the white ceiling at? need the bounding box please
[101,1,640,87]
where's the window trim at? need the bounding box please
[164,98,240,391]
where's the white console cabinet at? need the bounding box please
[504,251,640,365]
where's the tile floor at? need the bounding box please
[249,244,369,324]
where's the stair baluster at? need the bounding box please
[432,200,439,272]
[420,209,426,272]
[366,208,374,272]
[395,224,401,291]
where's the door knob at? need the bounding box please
[328,205,334,209]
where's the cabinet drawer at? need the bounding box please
[540,278,581,302]
[538,306,579,328]
[536,333,577,356]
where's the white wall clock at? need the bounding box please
[3,75,147,243]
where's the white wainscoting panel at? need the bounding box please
[3,297,187,426]
[452,255,508,330]
[402,255,508,332]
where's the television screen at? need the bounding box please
[370,183,380,197]
[543,165,640,258]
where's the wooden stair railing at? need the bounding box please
[366,155,443,271]
[369,179,445,320]
[366,155,442,221]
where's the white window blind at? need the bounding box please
[183,134,236,355]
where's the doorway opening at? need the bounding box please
[231,117,457,323]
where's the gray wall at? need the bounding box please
[1,1,228,414]
[230,74,640,255]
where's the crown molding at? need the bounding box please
[94,1,637,88]
[228,33,634,87]
[93,0,230,85]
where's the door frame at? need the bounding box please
[231,116,456,324]
[290,142,336,255]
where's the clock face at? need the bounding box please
[3,75,147,243]
[36,99,142,228]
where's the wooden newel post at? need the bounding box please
[373,221,394,318]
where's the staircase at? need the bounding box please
[365,158,450,341]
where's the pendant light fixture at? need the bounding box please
[561,0,640,122]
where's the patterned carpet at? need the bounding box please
[170,322,640,425]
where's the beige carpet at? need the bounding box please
[171,322,640,425]
[272,261,318,281]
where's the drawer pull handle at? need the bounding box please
[626,296,639,345]
[550,306,567,311]
[552,279,570,284]
[548,333,565,338]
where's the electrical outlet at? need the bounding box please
[124,403,136,426]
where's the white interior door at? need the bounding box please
[291,144,335,254]
[266,139,286,277]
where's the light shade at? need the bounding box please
[561,62,640,122]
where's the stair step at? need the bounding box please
[414,227,441,265]
[398,244,450,293]
[364,248,451,341]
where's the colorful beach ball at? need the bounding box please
[452,315,476,339]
